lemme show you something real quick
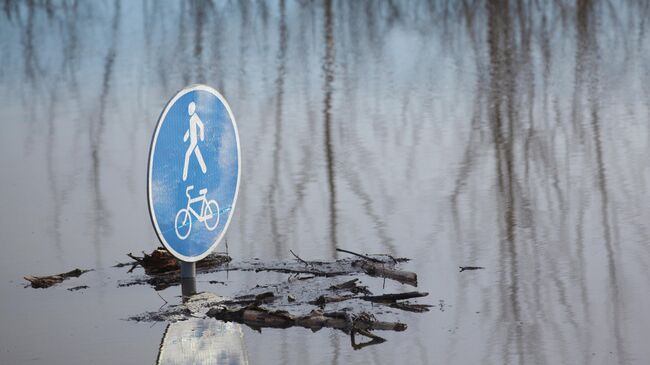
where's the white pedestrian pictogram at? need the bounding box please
[175,185,220,240]
[182,101,207,181]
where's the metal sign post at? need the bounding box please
[147,84,241,297]
[180,261,196,297]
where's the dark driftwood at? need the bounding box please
[352,260,418,286]
[328,278,371,295]
[311,291,431,312]
[206,305,406,347]
[351,328,386,349]
[127,248,232,275]
[459,266,485,272]
[24,268,91,289]
[119,248,416,290]
[336,248,410,264]
[127,249,177,274]
[362,291,428,302]
[329,278,360,290]
[311,294,358,306]
[67,285,89,292]
[118,249,232,289]
[232,257,416,286]
[123,246,432,350]
[336,248,383,263]
[220,292,277,306]
[389,302,433,313]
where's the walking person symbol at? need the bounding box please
[182,101,208,181]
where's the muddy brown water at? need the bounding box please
[1,1,650,364]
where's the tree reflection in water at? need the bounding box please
[0,0,649,364]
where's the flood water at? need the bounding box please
[1,0,650,364]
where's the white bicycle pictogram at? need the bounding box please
[174,185,220,240]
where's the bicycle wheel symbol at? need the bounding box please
[204,200,220,231]
[174,197,220,240]
[175,208,192,240]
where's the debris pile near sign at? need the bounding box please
[118,247,417,290]
[127,248,431,349]
[23,247,431,349]
[124,247,232,276]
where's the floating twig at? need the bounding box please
[67,285,89,292]
[361,291,428,302]
[336,248,382,263]
[459,266,485,272]
[353,260,418,287]
[290,249,311,267]
[351,328,386,350]
[155,290,168,305]
[24,268,92,289]
[207,306,406,338]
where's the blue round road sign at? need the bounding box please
[148,85,241,262]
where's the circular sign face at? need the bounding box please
[148,85,241,262]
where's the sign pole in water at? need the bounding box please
[180,261,196,297]
[147,85,241,294]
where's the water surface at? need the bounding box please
[1,0,650,364]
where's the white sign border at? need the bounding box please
[147,84,241,262]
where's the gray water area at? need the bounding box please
[1,0,649,364]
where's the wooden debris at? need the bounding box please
[206,305,406,348]
[129,271,430,349]
[311,291,431,312]
[362,291,428,302]
[329,278,360,290]
[388,302,433,313]
[119,248,430,349]
[127,247,232,275]
[459,266,485,272]
[329,278,371,294]
[336,248,382,263]
[311,294,358,306]
[127,248,177,274]
[223,292,276,306]
[352,260,418,286]
[351,328,386,349]
[24,268,91,289]
[119,248,417,290]
[289,249,327,274]
[112,261,135,268]
[336,248,410,264]
[67,285,89,292]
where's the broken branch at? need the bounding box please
[336,248,382,263]
[361,291,428,302]
[352,260,418,287]
[459,266,485,272]
[24,268,91,289]
[207,306,406,335]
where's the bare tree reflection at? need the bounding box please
[269,0,287,257]
[2,0,650,363]
[577,0,625,361]
[323,0,337,257]
[485,2,524,363]
[89,0,120,265]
